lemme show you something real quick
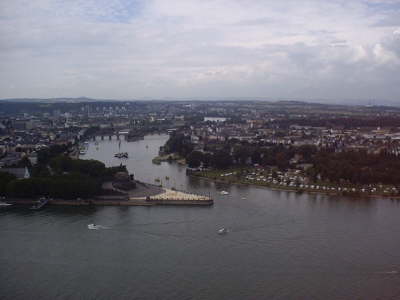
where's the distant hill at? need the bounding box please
[0,97,398,107]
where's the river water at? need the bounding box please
[2,134,400,299]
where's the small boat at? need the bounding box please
[88,224,99,230]
[218,228,228,235]
[88,224,108,230]
[30,198,48,210]
[0,201,12,207]
[220,190,229,195]
[114,152,128,158]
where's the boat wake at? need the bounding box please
[376,270,398,275]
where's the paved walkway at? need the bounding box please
[149,189,210,201]
[103,181,211,203]
[102,181,164,197]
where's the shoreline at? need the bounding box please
[4,181,213,207]
[5,197,213,207]
[189,173,400,200]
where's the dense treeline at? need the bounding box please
[32,144,70,177]
[1,159,125,199]
[186,143,317,170]
[165,133,400,185]
[0,171,16,196]
[50,156,124,179]
[311,150,400,185]
[166,132,316,170]
[164,133,194,157]
[0,144,126,199]
[5,174,100,199]
[274,116,400,129]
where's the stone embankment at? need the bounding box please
[144,189,213,206]
[5,182,213,207]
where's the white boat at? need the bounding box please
[220,190,229,195]
[88,224,108,230]
[0,201,12,207]
[88,224,99,230]
[218,228,228,235]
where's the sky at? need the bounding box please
[0,0,400,102]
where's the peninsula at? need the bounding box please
[0,143,212,207]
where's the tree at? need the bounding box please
[212,150,233,169]
[186,151,203,168]
[164,133,194,157]
[233,145,252,165]
[251,150,262,164]
[0,171,16,196]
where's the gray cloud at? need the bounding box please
[0,0,400,102]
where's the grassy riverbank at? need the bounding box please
[152,153,185,165]
[189,168,400,199]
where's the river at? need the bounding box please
[1,134,400,299]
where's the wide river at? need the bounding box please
[2,134,400,299]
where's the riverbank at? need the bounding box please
[152,153,185,165]
[4,181,213,207]
[188,169,400,199]
[5,197,213,207]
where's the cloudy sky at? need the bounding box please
[1,0,400,102]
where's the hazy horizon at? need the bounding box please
[1,0,400,102]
